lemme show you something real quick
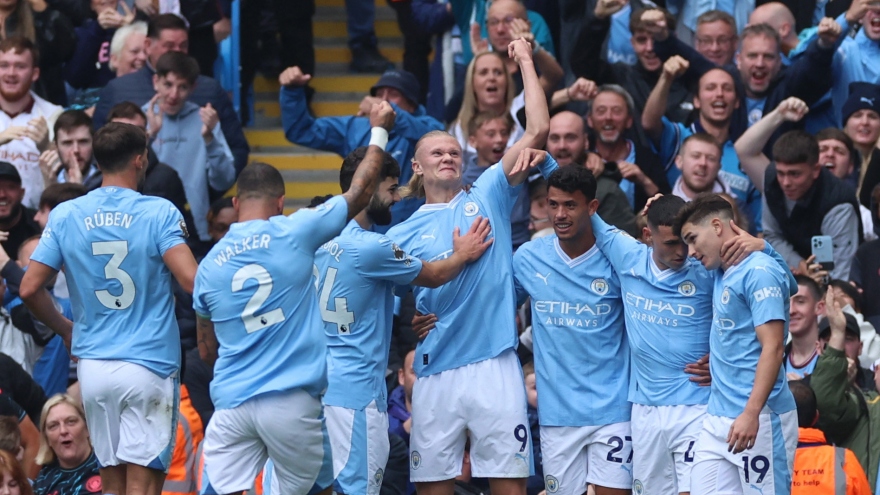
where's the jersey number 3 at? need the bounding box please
[92,240,135,310]
[232,264,286,333]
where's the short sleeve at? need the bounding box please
[29,208,65,271]
[357,235,424,286]
[155,201,187,255]
[287,195,349,252]
[192,267,211,319]
[472,163,519,220]
[744,265,788,327]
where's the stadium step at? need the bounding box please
[245,0,403,213]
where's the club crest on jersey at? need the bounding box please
[373,468,384,486]
[464,202,479,216]
[391,242,411,265]
[633,479,644,495]
[721,288,730,305]
[590,278,609,295]
[678,281,696,296]
[179,219,189,239]
[545,475,559,493]
[410,451,421,470]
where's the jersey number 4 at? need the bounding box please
[314,266,355,334]
[92,241,135,310]
[232,264,286,333]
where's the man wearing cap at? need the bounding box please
[0,162,41,260]
[280,66,443,226]
[841,82,880,209]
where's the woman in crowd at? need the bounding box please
[449,51,522,165]
[32,396,101,495]
[109,21,146,78]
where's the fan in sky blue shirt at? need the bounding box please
[193,195,349,410]
[30,187,186,378]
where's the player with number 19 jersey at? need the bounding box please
[31,187,186,377]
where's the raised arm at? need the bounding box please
[570,0,625,83]
[734,97,808,190]
[550,78,598,111]
[502,38,550,186]
[342,103,397,220]
[507,18,563,95]
[279,66,353,155]
[643,56,689,142]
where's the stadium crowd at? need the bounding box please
[0,0,879,495]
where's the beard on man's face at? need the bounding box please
[366,195,394,226]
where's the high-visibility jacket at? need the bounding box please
[792,428,871,495]
[162,385,205,495]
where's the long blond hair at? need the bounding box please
[35,394,89,466]
[452,52,514,136]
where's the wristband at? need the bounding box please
[369,127,389,150]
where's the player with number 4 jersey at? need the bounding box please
[313,148,492,495]
[21,123,199,495]
[193,104,395,495]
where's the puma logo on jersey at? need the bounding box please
[421,229,436,240]
[536,272,550,284]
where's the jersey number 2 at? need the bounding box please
[92,240,135,310]
[232,264,286,333]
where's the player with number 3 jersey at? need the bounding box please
[21,123,199,495]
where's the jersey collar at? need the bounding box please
[417,189,466,211]
[553,238,599,267]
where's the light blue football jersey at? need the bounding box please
[592,214,714,407]
[709,252,796,418]
[386,163,520,377]
[193,195,349,410]
[315,220,423,412]
[30,187,186,378]
[513,237,630,427]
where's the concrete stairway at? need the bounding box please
[244,0,403,212]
